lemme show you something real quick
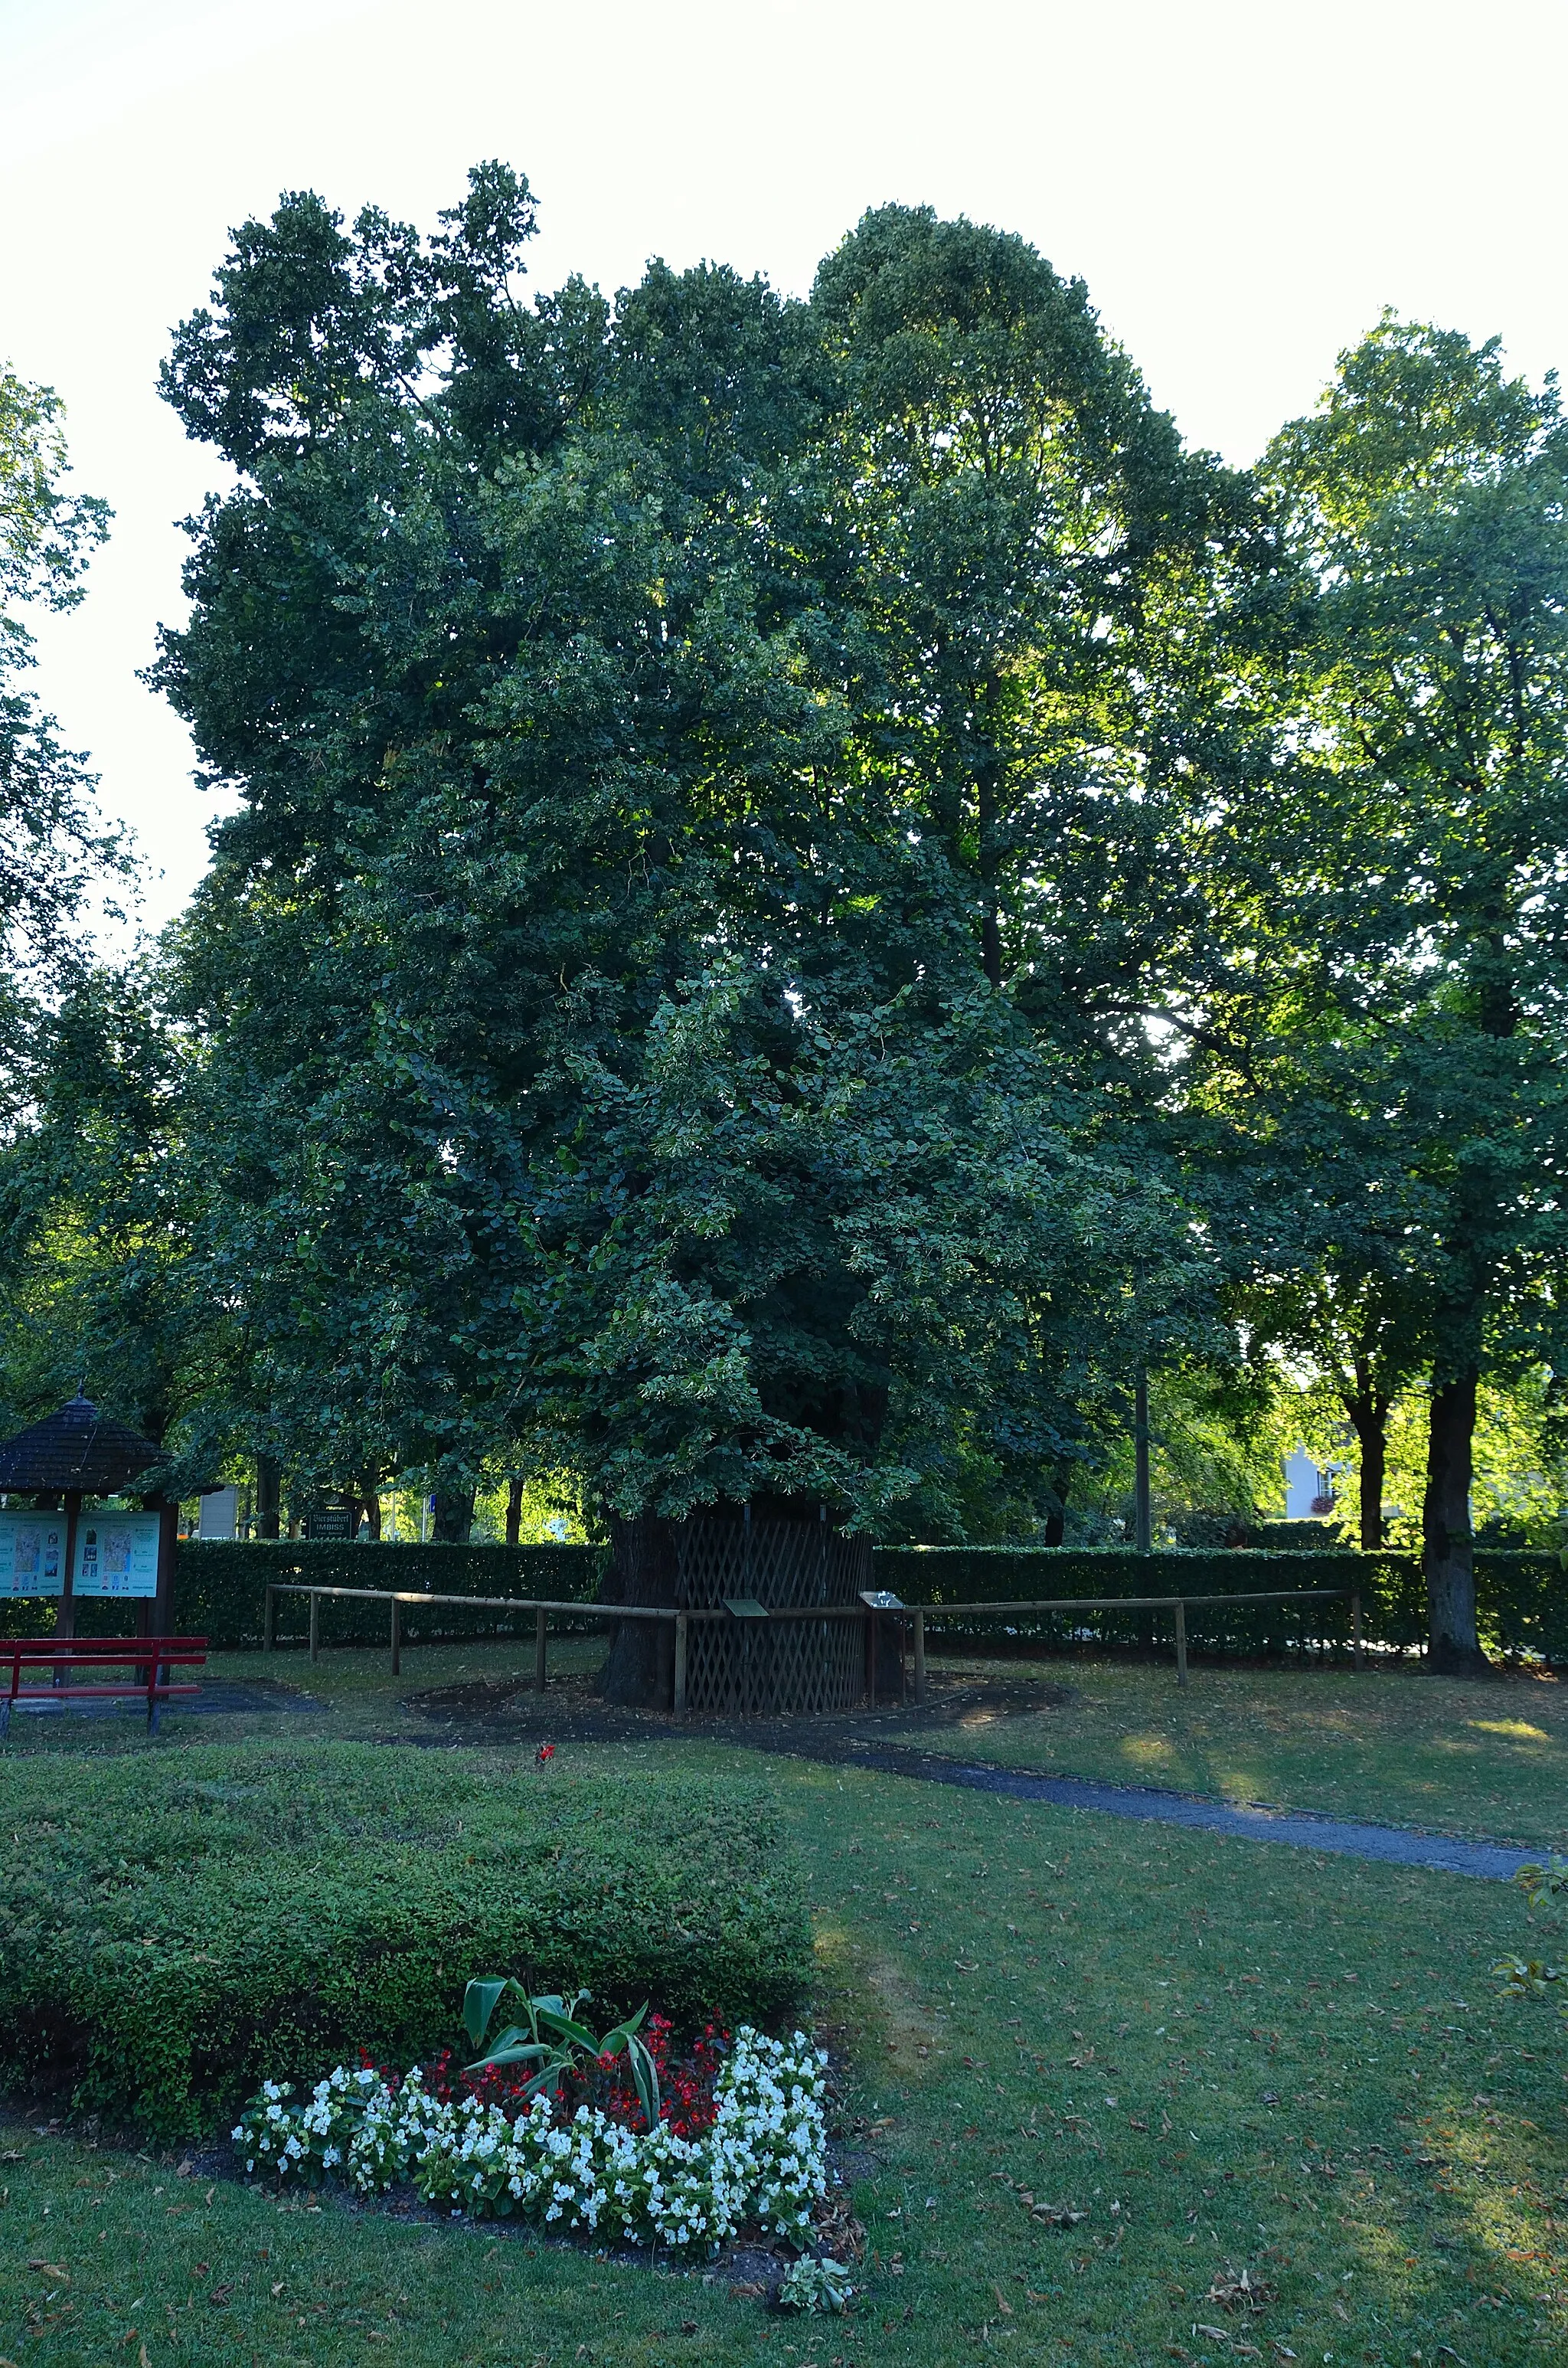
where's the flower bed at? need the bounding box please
[235,2026,828,2253]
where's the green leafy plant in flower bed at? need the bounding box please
[462,1980,663,2127]
[0,1743,810,2139]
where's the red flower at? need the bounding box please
[534,1743,556,1765]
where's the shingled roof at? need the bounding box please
[0,1397,171,1496]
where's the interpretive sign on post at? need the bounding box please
[0,1509,67,1596]
[305,1507,354,1542]
[71,1512,162,1597]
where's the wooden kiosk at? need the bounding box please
[0,1396,178,1637]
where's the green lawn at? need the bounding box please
[913,1654,1568,1849]
[2,1668,1565,2366]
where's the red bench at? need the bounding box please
[0,1635,208,1737]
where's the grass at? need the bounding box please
[1,1657,1565,2366]
[913,1653,1568,1849]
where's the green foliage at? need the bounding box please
[171,1539,607,1650]
[0,364,119,1114]
[0,1744,810,2140]
[776,2253,854,2313]
[135,171,1229,1532]
[1492,1853,1568,2019]
[462,1980,661,2127]
[875,1545,1423,1655]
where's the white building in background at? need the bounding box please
[1282,1444,1331,1520]
[198,1484,239,1539]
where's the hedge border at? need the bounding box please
[2,1539,1560,1661]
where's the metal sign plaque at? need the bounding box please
[0,1510,67,1597]
[73,1511,162,1597]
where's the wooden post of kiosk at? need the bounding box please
[149,1497,178,1695]
[53,1489,82,1685]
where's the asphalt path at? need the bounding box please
[805,1741,1540,1881]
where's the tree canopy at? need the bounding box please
[3,172,1566,1670]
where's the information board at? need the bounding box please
[72,1511,161,1598]
[0,1510,67,1597]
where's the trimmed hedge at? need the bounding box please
[5,1538,1559,1661]
[872,1546,1566,1663]
[0,1743,810,2140]
[0,1540,610,1650]
[873,1547,1423,1657]
[194,1540,609,1651]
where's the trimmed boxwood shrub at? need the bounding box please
[0,1744,810,2141]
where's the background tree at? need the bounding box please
[1259,319,1568,1668]
[0,364,119,1118]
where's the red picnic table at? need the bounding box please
[0,1634,208,1737]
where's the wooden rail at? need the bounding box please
[263,1580,1362,1712]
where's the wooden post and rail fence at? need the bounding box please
[263,1580,1364,1715]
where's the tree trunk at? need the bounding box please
[255,1454,281,1541]
[1341,1386,1390,1551]
[364,1493,382,1542]
[1044,1460,1070,1549]
[1423,1370,1487,1673]
[506,1476,524,1549]
[432,1487,474,1544]
[601,1515,677,1706]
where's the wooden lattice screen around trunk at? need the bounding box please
[674,1514,871,1718]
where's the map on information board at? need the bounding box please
[0,1509,67,1596]
[73,1511,161,1597]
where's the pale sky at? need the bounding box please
[5,0,1566,936]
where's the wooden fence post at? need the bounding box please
[263,1584,275,1656]
[1174,1598,1187,1689]
[309,1590,320,1666]
[390,1596,401,1676]
[674,1612,688,1720]
[913,1608,926,1702]
[534,1606,547,1696]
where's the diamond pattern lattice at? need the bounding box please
[675,1516,870,1717]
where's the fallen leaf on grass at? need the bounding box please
[991,2284,1013,2316]
[27,2262,69,2281]
[207,2285,233,2307]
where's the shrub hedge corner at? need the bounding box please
[0,1743,810,2140]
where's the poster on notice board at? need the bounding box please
[0,1509,67,1596]
[73,1511,162,1597]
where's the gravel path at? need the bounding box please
[805,1742,1539,1881]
